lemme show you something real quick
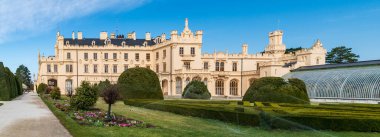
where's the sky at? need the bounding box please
[1,0,380,76]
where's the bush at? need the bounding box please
[70,81,98,110]
[37,83,48,95]
[50,87,61,100]
[117,67,163,100]
[0,62,23,101]
[243,77,309,104]
[182,80,211,99]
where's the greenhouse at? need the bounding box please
[283,60,380,104]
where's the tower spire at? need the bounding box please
[183,18,191,32]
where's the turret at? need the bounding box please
[264,30,286,54]
[72,31,75,40]
[242,43,248,56]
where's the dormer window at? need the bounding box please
[91,40,95,46]
[105,38,111,45]
[65,41,70,45]
[121,41,126,46]
[143,41,148,46]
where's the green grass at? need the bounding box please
[42,97,380,137]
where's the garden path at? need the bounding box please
[0,92,72,137]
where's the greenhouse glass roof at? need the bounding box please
[283,60,380,100]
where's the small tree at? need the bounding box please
[37,83,48,95]
[101,85,121,120]
[97,79,111,97]
[70,81,98,110]
[50,87,61,100]
[326,46,359,64]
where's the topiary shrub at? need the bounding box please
[96,79,111,97]
[182,80,211,99]
[243,77,309,104]
[37,83,48,95]
[117,67,163,100]
[102,85,121,120]
[50,87,61,100]
[70,81,98,110]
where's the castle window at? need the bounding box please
[156,64,159,73]
[113,64,117,73]
[47,64,51,73]
[84,53,88,60]
[67,52,71,60]
[121,41,126,46]
[84,64,89,73]
[124,53,128,60]
[93,64,98,73]
[204,62,208,70]
[232,62,237,71]
[179,47,184,55]
[184,62,191,70]
[146,53,150,61]
[113,53,117,60]
[135,53,139,61]
[176,77,182,94]
[156,52,159,60]
[66,41,69,45]
[104,64,109,73]
[230,79,238,96]
[163,62,167,72]
[91,40,95,46]
[104,53,108,60]
[215,61,224,71]
[163,50,166,59]
[216,79,224,95]
[65,64,73,73]
[191,47,195,55]
[93,53,98,60]
[54,65,58,73]
[124,64,128,71]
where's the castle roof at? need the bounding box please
[63,38,156,46]
[293,60,380,71]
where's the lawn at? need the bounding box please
[42,96,380,137]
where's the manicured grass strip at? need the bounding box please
[40,96,380,137]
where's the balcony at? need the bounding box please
[180,54,195,61]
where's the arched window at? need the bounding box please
[65,41,70,45]
[121,41,126,46]
[215,79,224,95]
[176,77,182,94]
[185,77,190,85]
[316,58,320,65]
[230,79,238,96]
[91,40,96,46]
[65,79,73,96]
[105,38,111,45]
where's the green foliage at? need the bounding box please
[243,77,309,104]
[96,79,111,97]
[117,67,163,100]
[70,81,98,110]
[15,65,33,89]
[51,87,61,100]
[0,62,23,100]
[326,46,359,64]
[102,85,121,105]
[37,83,48,95]
[285,47,303,54]
[182,80,211,99]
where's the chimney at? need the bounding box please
[161,33,166,42]
[145,32,151,40]
[72,31,75,40]
[132,31,136,40]
[77,31,83,40]
[110,32,115,39]
[100,31,108,40]
[242,43,248,56]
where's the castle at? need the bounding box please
[37,18,327,98]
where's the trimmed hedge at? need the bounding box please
[117,67,163,100]
[0,62,23,101]
[182,80,211,99]
[243,77,309,104]
[37,83,48,95]
[125,99,380,132]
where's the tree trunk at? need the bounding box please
[107,103,112,120]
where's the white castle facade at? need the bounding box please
[37,19,327,98]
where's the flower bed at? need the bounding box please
[50,97,154,128]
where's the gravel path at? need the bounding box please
[0,93,72,137]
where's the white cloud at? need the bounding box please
[0,0,147,43]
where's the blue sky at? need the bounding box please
[1,0,380,76]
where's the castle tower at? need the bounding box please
[264,30,286,54]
